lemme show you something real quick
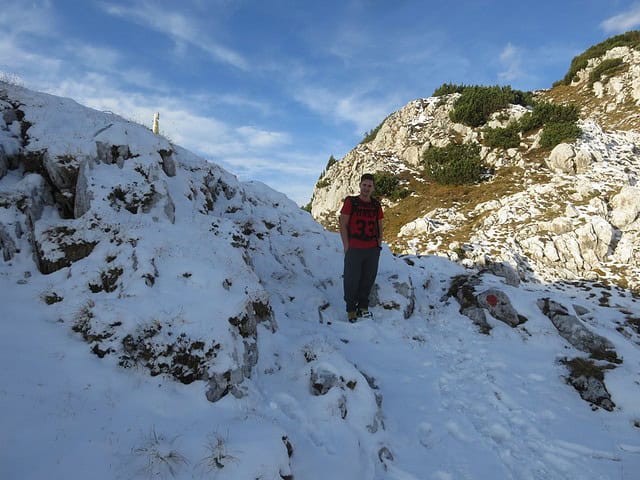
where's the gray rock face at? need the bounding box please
[73,158,93,218]
[158,149,176,177]
[0,223,18,261]
[0,146,7,180]
[446,275,491,334]
[562,358,616,412]
[43,151,84,218]
[476,289,527,327]
[521,215,616,280]
[537,298,617,360]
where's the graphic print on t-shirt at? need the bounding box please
[341,197,383,249]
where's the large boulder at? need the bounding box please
[609,186,640,229]
[447,275,528,332]
[546,144,593,174]
[476,288,527,327]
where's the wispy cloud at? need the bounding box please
[236,126,291,149]
[0,38,62,84]
[0,0,55,37]
[41,73,317,204]
[294,86,396,136]
[498,43,524,82]
[99,1,249,70]
[601,3,640,33]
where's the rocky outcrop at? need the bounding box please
[447,274,526,333]
[537,298,619,362]
[32,222,98,274]
[310,95,470,223]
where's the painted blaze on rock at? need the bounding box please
[477,288,528,327]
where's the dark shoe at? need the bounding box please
[357,308,373,319]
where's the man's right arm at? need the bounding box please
[339,214,350,253]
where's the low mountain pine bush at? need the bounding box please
[373,172,411,200]
[422,143,484,185]
[449,85,533,127]
[558,30,640,86]
[539,122,582,149]
[483,124,521,149]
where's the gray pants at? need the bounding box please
[343,247,381,312]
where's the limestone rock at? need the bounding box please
[74,158,93,218]
[158,149,176,177]
[537,298,618,361]
[567,372,615,412]
[446,275,492,334]
[476,289,527,327]
[609,186,640,229]
[546,143,588,174]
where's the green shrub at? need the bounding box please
[483,124,521,149]
[517,101,579,132]
[588,58,627,86]
[539,122,582,149]
[301,203,312,212]
[449,85,533,127]
[314,155,338,190]
[432,83,468,96]
[422,143,484,185]
[559,30,640,85]
[372,172,411,200]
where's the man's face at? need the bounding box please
[359,179,374,197]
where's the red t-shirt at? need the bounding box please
[341,196,383,249]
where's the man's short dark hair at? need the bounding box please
[361,173,374,183]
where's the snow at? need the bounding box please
[1,82,640,479]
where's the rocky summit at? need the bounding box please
[310,36,640,293]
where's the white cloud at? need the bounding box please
[0,0,55,37]
[498,43,524,82]
[236,126,291,148]
[0,38,62,82]
[294,86,395,136]
[99,1,249,70]
[601,4,640,33]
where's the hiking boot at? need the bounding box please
[347,311,358,323]
[357,308,373,319]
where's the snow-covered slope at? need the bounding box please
[1,82,639,480]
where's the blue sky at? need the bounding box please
[2,0,640,205]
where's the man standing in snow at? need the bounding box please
[340,173,384,323]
